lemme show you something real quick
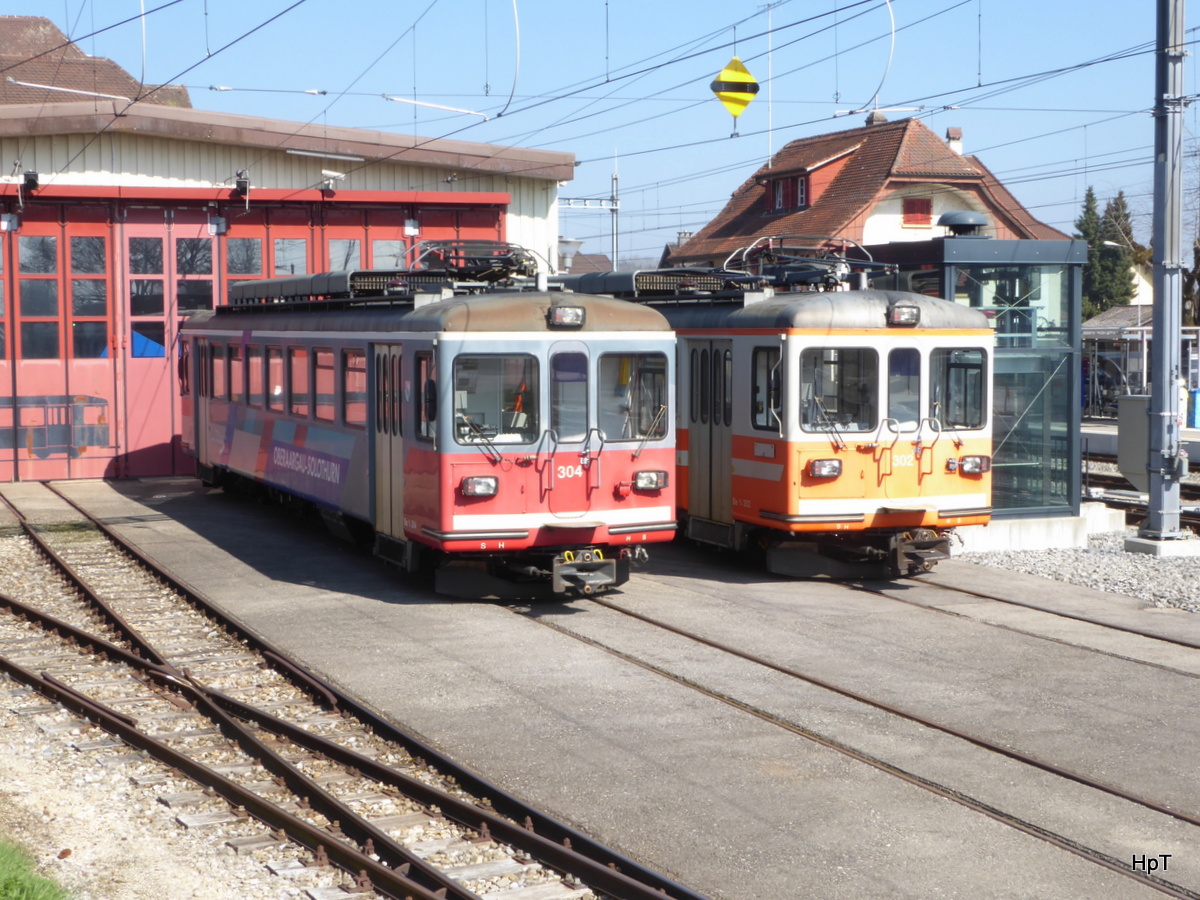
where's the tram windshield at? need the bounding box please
[453,354,539,444]
[930,348,987,429]
[598,352,669,441]
[800,347,878,433]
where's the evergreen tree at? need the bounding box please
[1074,187,1103,318]
[1096,191,1136,310]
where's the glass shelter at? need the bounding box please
[867,237,1088,518]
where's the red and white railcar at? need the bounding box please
[180,255,676,597]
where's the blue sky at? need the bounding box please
[4,1,1194,262]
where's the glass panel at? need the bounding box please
[72,280,107,316]
[177,279,213,312]
[930,348,987,429]
[227,238,262,275]
[699,349,709,425]
[343,350,367,427]
[723,349,733,426]
[550,352,587,441]
[131,322,165,358]
[247,345,264,406]
[274,239,307,276]
[129,237,163,275]
[289,347,310,416]
[0,323,5,360]
[372,239,406,268]
[800,347,878,433]
[130,280,164,316]
[417,353,435,440]
[452,354,538,444]
[952,264,1070,349]
[70,236,106,274]
[329,239,361,270]
[211,344,226,400]
[391,354,401,436]
[689,348,699,423]
[18,235,56,273]
[752,347,780,430]
[267,346,284,411]
[20,279,57,316]
[72,321,108,358]
[992,353,1072,512]
[176,238,213,275]
[21,322,59,359]
[887,348,921,431]
[228,345,243,402]
[598,353,668,440]
[314,348,335,421]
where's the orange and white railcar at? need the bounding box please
[657,288,992,576]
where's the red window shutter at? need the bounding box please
[903,198,933,226]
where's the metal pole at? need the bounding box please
[610,171,619,269]
[1143,0,1187,538]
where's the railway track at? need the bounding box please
[0,486,706,900]
[506,590,1200,900]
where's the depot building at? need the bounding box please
[0,16,572,482]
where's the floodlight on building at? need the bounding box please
[22,171,38,192]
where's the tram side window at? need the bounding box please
[752,348,781,431]
[800,348,878,433]
[266,346,284,411]
[930,348,987,429]
[599,353,668,440]
[343,349,367,428]
[211,344,226,400]
[453,354,538,444]
[887,348,921,432]
[289,347,310,417]
[417,352,435,441]
[550,353,587,441]
[247,345,264,407]
[314,349,335,422]
[228,345,244,404]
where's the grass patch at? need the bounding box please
[0,839,70,900]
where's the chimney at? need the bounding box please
[677,231,693,245]
[945,127,963,155]
[865,109,888,126]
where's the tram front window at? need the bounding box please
[598,353,669,440]
[930,348,987,428]
[800,347,878,433]
[453,355,538,444]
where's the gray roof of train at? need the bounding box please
[652,290,990,330]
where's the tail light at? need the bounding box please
[808,459,842,478]
[460,475,499,496]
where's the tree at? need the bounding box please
[1096,191,1136,309]
[1074,187,1103,318]
[1075,186,1141,319]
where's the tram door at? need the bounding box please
[373,345,404,539]
[687,340,733,525]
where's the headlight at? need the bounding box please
[808,459,842,478]
[460,475,498,496]
[547,305,586,327]
[634,470,668,490]
[959,455,992,475]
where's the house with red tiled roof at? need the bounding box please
[667,115,1067,268]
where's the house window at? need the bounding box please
[767,176,807,213]
[903,197,933,226]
